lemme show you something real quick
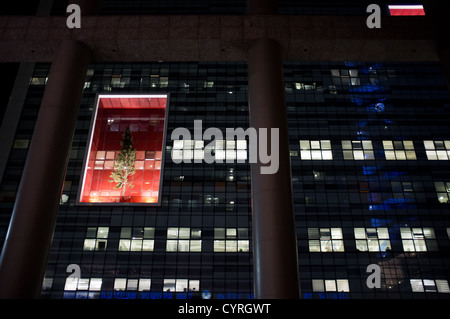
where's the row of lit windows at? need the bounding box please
[171,139,248,162]
[170,139,450,162]
[64,277,199,293]
[15,137,450,162]
[299,140,450,161]
[308,227,444,252]
[312,279,450,294]
[93,150,162,171]
[83,227,250,253]
[82,226,449,254]
[62,277,450,294]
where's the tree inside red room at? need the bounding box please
[109,127,136,201]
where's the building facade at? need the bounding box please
[0,0,450,299]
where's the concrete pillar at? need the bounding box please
[0,40,91,298]
[247,38,300,299]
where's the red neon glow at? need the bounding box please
[388,5,425,16]
[79,95,167,204]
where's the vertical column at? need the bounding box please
[0,40,91,298]
[247,38,301,299]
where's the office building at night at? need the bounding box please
[0,0,450,299]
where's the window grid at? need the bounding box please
[383,140,417,160]
[312,279,350,292]
[342,140,374,160]
[299,140,333,160]
[354,227,391,252]
[119,227,155,252]
[166,227,202,252]
[83,227,109,251]
[214,228,250,252]
[308,228,344,252]
[400,228,438,252]
[424,140,450,160]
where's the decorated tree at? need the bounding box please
[109,127,136,200]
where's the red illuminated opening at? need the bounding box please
[78,94,168,205]
[388,5,425,16]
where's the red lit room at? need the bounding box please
[79,94,168,205]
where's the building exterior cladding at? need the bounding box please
[0,0,449,299]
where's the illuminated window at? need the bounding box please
[331,69,360,86]
[166,227,202,252]
[30,77,47,85]
[214,228,250,252]
[424,140,450,160]
[163,279,200,292]
[434,182,450,203]
[354,228,391,252]
[78,94,168,205]
[119,227,155,251]
[64,278,102,291]
[308,228,344,252]
[342,140,374,160]
[172,139,247,162]
[388,5,425,16]
[383,140,416,160]
[400,227,438,252]
[299,140,333,160]
[83,227,109,251]
[312,279,350,292]
[411,279,450,293]
[114,278,151,291]
[13,139,29,149]
[215,139,247,162]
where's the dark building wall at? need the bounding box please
[1,60,450,298]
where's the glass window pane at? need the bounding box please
[166,240,178,251]
[131,239,142,251]
[139,279,151,291]
[176,279,188,292]
[424,141,435,150]
[309,240,321,252]
[64,278,78,291]
[215,228,225,239]
[337,280,350,292]
[83,239,96,251]
[312,280,324,292]
[325,280,337,291]
[189,280,200,292]
[89,278,102,291]
[167,228,179,239]
[411,279,424,292]
[163,279,176,292]
[97,227,109,239]
[78,279,89,290]
[238,240,249,252]
[119,239,131,251]
[142,240,154,251]
[214,240,226,252]
[190,240,202,252]
[120,227,132,238]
